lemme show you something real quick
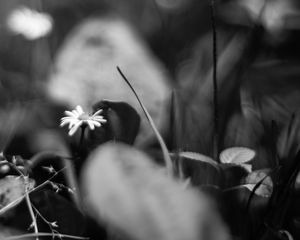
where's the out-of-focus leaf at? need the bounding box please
[295,171,300,192]
[242,184,272,198]
[82,142,230,240]
[47,17,171,145]
[171,151,220,186]
[177,33,247,155]
[175,151,219,170]
[277,114,300,174]
[0,224,29,239]
[220,147,256,164]
[279,230,294,240]
[88,100,141,147]
[221,165,249,188]
[171,152,220,186]
[0,175,35,216]
[243,169,273,197]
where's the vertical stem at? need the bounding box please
[24,176,39,240]
[78,126,86,153]
[210,0,219,161]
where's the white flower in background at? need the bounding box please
[60,105,107,136]
[6,6,53,40]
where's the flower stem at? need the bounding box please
[78,126,86,154]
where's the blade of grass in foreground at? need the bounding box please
[117,66,173,175]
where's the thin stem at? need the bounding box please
[24,176,39,240]
[6,160,39,240]
[210,0,219,161]
[1,233,89,240]
[117,67,173,175]
[79,126,86,149]
[77,126,86,158]
[0,167,66,215]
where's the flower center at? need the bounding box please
[78,113,90,121]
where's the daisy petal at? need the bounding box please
[72,110,79,117]
[76,105,84,115]
[91,121,101,127]
[87,120,95,130]
[68,121,82,136]
[93,109,103,116]
[64,111,76,117]
[61,116,76,121]
[60,120,73,127]
[93,117,107,122]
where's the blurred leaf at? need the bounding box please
[242,184,272,198]
[277,113,300,171]
[221,165,249,188]
[82,142,230,240]
[175,151,219,170]
[88,100,141,147]
[219,147,256,164]
[177,33,248,155]
[47,17,170,145]
[243,169,273,197]
[0,175,35,216]
[0,224,28,239]
[295,171,300,193]
[279,230,294,240]
[170,152,220,186]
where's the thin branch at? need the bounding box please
[1,233,89,240]
[24,176,39,240]
[0,167,67,215]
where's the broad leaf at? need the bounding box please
[82,143,230,240]
[220,147,256,164]
[175,152,219,170]
[243,169,273,197]
[87,100,141,147]
[172,152,220,186]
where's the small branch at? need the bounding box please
[0,168,67,216]
[29,152,83,212]
[1,233,89,240]
[24,176,39,240]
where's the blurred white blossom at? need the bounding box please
[60,105,106,136]
[6,7,53,40]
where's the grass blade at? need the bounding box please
[117,66,173,175]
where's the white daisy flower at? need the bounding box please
[60,105,107,136]
[7,6,53,40]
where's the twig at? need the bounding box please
[29,152,83,213]
[1,233,89,240]
[24,176,39,240]
[0,167,67,215]
[2,160,39,239]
